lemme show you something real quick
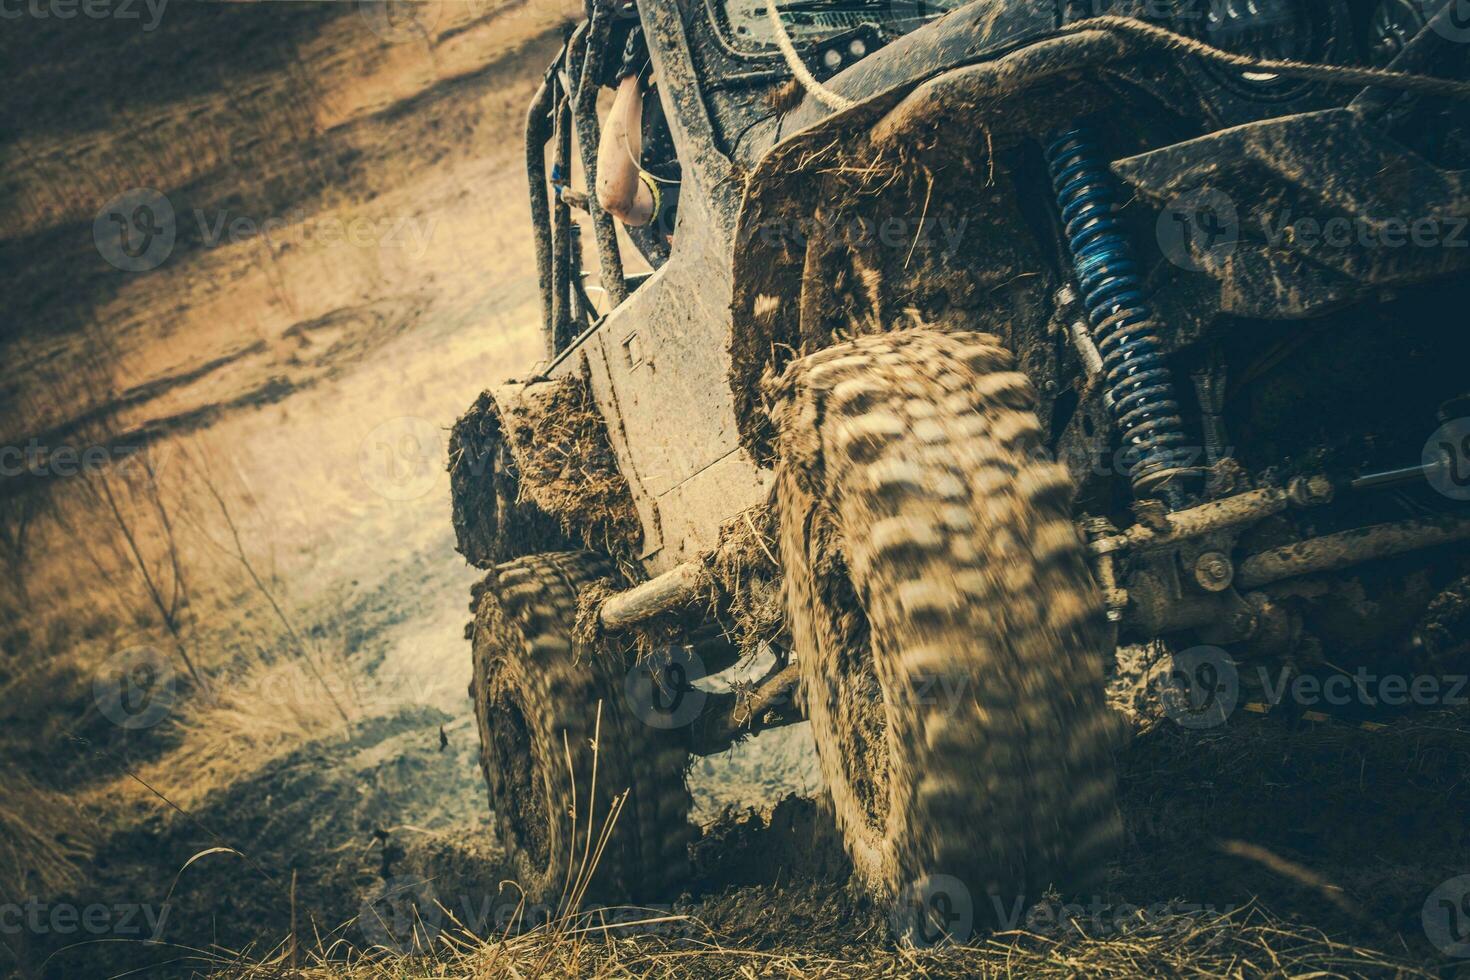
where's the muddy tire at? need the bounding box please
[769,329,1120,939]
[470,552,694,907]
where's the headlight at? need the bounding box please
[1203,0,1308,78]
[1179,0,1345,99]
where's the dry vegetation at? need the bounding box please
[125,722,1452,979]
[202,911,1438,980]
[1,5,566,975]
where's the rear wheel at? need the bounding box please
[470,552,694,907]
[769,329,1121,940]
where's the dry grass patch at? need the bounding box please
[200,903,1438,978]
[116,656,363,812]
[0,764,97,905]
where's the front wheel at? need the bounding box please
[769,329,1121,940]
[469,552,694,907]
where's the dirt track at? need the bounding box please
[2,5,823,975]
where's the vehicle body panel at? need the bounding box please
[533,0,1469,577]
[546,0,764,574]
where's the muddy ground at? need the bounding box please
[3,3,1469,978]
[29,697,1470,975]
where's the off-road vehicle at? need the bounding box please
[450,0,1470,940]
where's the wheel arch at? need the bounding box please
[449,366,643,569]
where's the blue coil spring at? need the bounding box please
[1044,126,1192,491]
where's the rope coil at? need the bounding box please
[764,1,857,112]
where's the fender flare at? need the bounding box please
[449,370,642,568]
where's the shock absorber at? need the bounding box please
[1044,125,1194,502]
